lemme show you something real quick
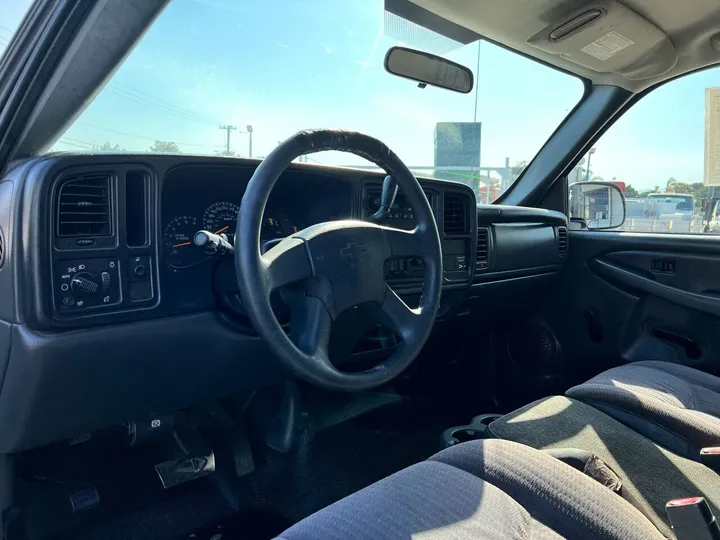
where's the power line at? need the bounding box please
[61,136,97,146]
[105,86,218,126]
[111,81,218,124]
[58,138,96,149]
[108,85,218,124]
[78,122,212,148]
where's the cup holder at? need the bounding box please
[450,428,483,444]
[441,413,504,448]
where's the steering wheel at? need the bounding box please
[236,130,442,391]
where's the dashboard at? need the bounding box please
[0,154,568,452]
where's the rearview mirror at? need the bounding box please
[384,46,473,94]
[569,182,626,230]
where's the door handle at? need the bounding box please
[652,327,702,360]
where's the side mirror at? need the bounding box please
[569,181,626,230]
[384,46,474,94]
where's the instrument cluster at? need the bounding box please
[163,201,302,269]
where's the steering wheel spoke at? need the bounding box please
[378,284,421,340]
[290,295,333,363]
[262,237,314,290]
[381,226,429,259]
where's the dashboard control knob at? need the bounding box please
[70,272,99,297]
[101,271,112,292]
[62,296,76,307]
[133,265,146,279]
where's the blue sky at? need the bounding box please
[3,0,718,191]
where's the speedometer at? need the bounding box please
[203,202,240,235]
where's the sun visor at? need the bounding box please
[527,0,677,80]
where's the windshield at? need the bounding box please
[51,0,583,202]
[1,1,33,58]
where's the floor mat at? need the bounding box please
[45,399,442,540]
[176,510,289,540]
[253,409,441,525]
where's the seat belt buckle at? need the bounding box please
[666,497,720,540]
[701,447,720,473]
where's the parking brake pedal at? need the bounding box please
[155,425,215,489]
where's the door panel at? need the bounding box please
[546,231,720,383]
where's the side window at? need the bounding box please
[571,66,720,234]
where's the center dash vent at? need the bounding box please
[557,226,568,255]
[476,227,490,271]
[443,194,468,235]
[57,174,112,237]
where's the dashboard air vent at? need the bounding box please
[57,174,112,237]
[476,227,489,270]
[557,226,568,255]
[443,194,468,235]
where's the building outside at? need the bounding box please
[433,122,482,192]
[705,87,720,187]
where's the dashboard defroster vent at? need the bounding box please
[476,227,489,271]
[57,174,112,237]
[443,194,468,235]
[557,226,568,255]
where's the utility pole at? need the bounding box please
[246,125,253,158]
[219,125,237,155]
[585,147,596,182]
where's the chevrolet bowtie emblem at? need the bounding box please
[340,242,368,258]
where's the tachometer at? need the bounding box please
[163,216,208,268]
[203,202,240,236]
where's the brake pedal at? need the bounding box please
[155,452,215,489]
[154,425,216,489]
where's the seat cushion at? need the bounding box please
[489,395,720,538]
[566,361,720,459]
[278,439,663,540]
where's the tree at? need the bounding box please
[625,184,639,198]
[148,140,180,153]
[511,160,528,176]
[99,141,123,151]
[669,181,693,194]
[666,177,677,191]
[638,185,661,198]
[691,182,708,204]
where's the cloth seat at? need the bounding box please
[567,360,720,459]
[278,439,663,540]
